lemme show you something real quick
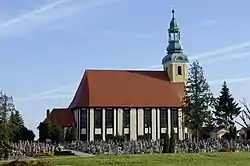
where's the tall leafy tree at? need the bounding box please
[50,123,63,144]
[37,119,63,143]
[213,81,241,127]
[236,99,250,129]
[37,119,51,142]
[182,61,214,140]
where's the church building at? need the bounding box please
[45,9,189,141]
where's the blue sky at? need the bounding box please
[1,0,250,137]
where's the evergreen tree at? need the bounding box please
[19,127,35,141]
[163,131,170,153]
[8,110,25,142]
[64,128,71,142]
[69,126,76,142]
[0,91,15,143]
[213,81,241,127]
[203,110,215,132]
[64,126,76,142]
[169,127,175,153]
[182,61,214,140]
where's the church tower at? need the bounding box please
[162,9,188,84]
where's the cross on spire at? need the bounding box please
[172,7,175,18]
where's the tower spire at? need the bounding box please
[172,7,175,18]
[162,8,188,65]
[167,8,182,54]
[161,8,188,84]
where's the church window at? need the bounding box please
[144,108,152,128]
[94,108,102,128]
[80,109,87,128]
[174,32,179,40]
[80,134,87,141]
[171,108,178,128]
[123,108,130,128]
[177,66,182,75]
[160,108,168,128]
[106,108,114,128]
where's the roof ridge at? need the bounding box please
[85,69,163,72]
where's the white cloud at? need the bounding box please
[0,0,120,38]
[209,77,250,85]
[0,0,71,29]
[18,41,250,101]
[147,41,250,69]
[201,51,250,65]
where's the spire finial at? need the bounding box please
[171,6,175,18]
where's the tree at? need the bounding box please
[0,91,15,143]
[163,131,170,153]
[8,110,25,142]
[50,123,63,144]
[169,127,175,153]
[204,110,215,132]
[236,99,250,129]
[37,120,51,142]
[19,127,35,141]
[64,126,77,142]
[0,91,35,143]
[68,126,77,142]
[229,126,237,140]
[213,81,241,127]
[37,119,63,143]
[64,128,71,142]
[182,61,214,140]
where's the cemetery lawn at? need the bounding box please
[44,152,250,166]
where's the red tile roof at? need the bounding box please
[69,70,185,108]
[47,108,75,127]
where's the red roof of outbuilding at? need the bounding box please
[69,70,185,108]
[47,108,75,127]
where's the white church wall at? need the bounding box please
[157,108,161,139]
[151,108,157,140]
[137,108,144,136]
[102,108,106,140]
[117,108,123,136]
[113,109,117,136]
[168,108,171,135]
[76,107,187,141]
[130,108,137,140]
[89,108,94,141]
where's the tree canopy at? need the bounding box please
[213,81,241,127]
[0,91,35,143]
[182,60,214,140]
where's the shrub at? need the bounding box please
[169,127,175,153]
[110,135,126,142]
[2,160,52,166]
[35,152,54,158]
[163,131,170,153]
[218,148,232,152]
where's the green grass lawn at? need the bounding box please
[40,152,250,166]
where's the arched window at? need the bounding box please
[177,66,182,75]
